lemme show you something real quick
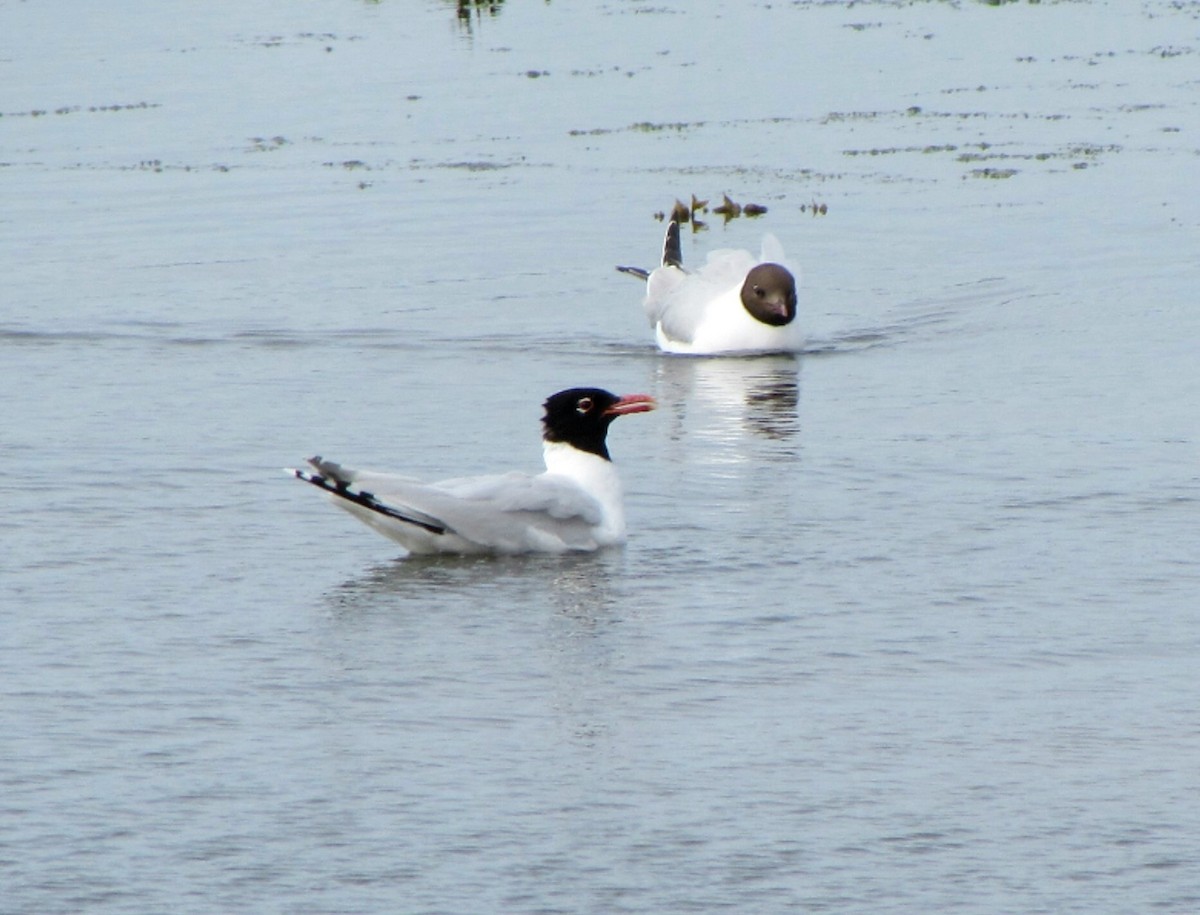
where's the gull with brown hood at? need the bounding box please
[618,220,803,355]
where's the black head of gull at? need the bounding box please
[541,387,656,462]
[740,262,798,327]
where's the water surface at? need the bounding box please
[3,1,1199,912]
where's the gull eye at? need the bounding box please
[575,397,594,414]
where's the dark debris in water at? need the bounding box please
[451,0,507,34]
[968,167,1019,179]
[650,192,825,229]
[712,194,742,219]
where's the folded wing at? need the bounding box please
[292,457,605,554]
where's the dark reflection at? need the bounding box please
[654,354,803,445]
[449,0,507,34]
[741,368,801,440]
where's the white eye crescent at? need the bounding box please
[576,397,594,414]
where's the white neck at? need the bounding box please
[542,441,627,544]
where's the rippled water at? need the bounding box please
[4,1,1199,912]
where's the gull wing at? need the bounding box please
[290,458,605,553]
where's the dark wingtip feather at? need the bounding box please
[288,462,449,536]
[616,265,651,281]
[662,220,682,268]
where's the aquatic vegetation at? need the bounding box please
[843,144,960,156]
[0,101,159,119]
[630,121,700,133]
[569,120,707,137]
[248,136,289,153]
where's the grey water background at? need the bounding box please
[3,0,1199,912]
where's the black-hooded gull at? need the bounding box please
[287,388,655,555]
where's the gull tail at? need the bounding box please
[285,456,448,535]
[661,219,682,268]
[615,219,683,280]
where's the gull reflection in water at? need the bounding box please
[324,550,620,624]
[654,354,802,455]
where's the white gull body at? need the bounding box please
[639,225,804,355]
